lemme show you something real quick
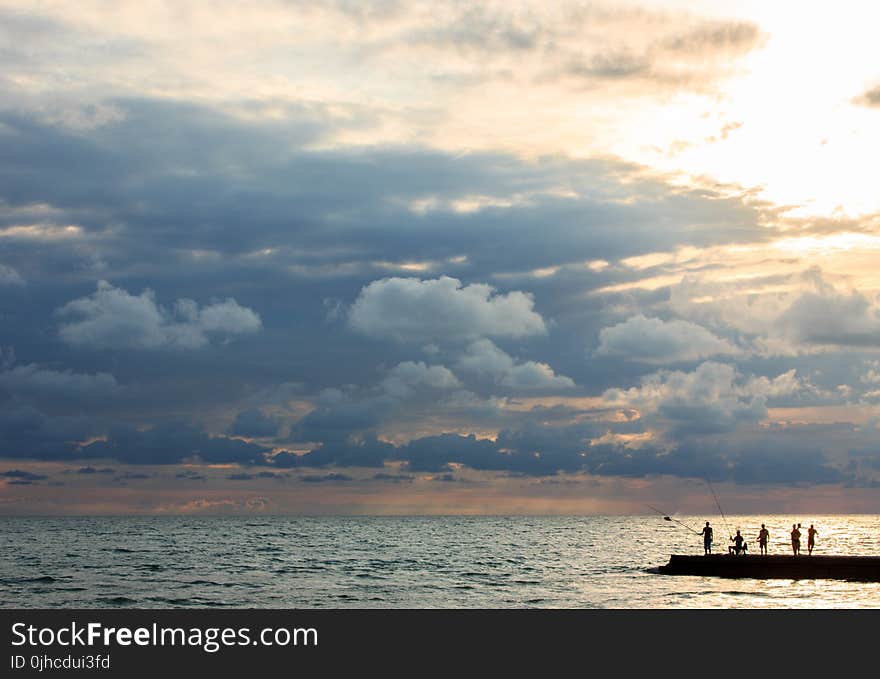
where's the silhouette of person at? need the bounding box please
[791,524,801,555]
[700,521,714,555]
[757,524,770,555]
[728,529,747,555]
[807,524,819,555]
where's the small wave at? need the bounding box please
[154,597,199,605]
[100,596,138,605]
[186,579,224,586]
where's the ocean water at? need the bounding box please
[2,515,879,609]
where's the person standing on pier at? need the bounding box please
[757,524,770,554]
[807,524,819,555]
[700,521,714,555]
[790,524,801,555]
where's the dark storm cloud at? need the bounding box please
[71,421,269,465]
[226,470,287,481]
[277,435,397,469]
[275,421,601,476]
[0,406,268,464]
[301,472,353,483]
[228,409,282,438]
[289,396,395,446]
[75,466,114,474]
[266,417,854,486]
[176,470,206,480]
[431,473,473,483]
[0,405,96,460]
[372,472,415,483]
[0,406,272,465]
[115,472,151,481]
[0,397,857,485]
[583,438,848,486]
[1,469,48,481]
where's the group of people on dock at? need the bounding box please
[699,521,818,556]
[790,523,819,556]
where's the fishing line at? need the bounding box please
[645,504,701,535]
[705,478,733,540]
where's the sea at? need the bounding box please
[2,515,879,608]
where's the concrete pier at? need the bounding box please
[657,554,880,581]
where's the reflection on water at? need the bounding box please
[2,515,879,608]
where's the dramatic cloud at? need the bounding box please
[348,276,547,343]
[56,281,261,350]
[456,339,574,390]
[595,314,740,363]
[2,1,879,511]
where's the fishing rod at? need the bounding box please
[705,478,734,541]
[645,504,701,535]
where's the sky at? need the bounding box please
[2,0,880,515]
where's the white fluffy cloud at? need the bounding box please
[56,281,262,350]
[603,361,802,435]
[348,276,547,343]
[457,339,575,390]
[381,361,462,398]
[595,314,740,363]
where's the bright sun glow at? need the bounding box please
[614,0,880,218]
